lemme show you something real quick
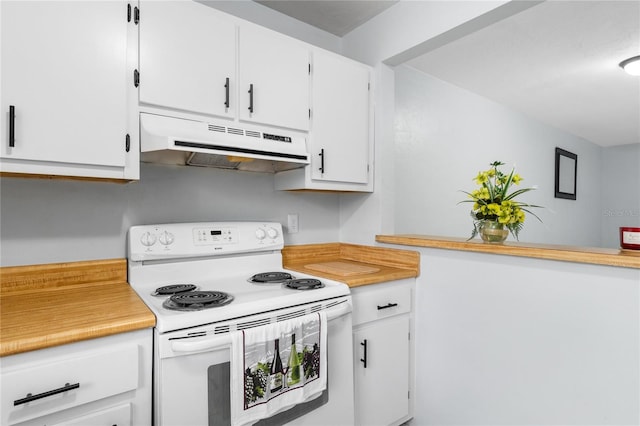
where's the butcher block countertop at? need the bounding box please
[375,234,640,269]
[0,259,155,357]
[282,243,420,287]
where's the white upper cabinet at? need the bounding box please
[0,1,137,180]
[310,50,370,184]
[275,50,373,192]
[238,24,310,132]
[138,0,236,119]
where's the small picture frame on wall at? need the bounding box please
[555,147,577,200]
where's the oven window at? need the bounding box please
[207,363,328,426]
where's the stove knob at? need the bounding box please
[140,231,157,247]
[255,228,266,240]
[159,230,174,246]
[266,227,279,239]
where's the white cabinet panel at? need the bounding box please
[50,403,131,426]
[0,329,152,426]
[310,50,370,184]
[238,24,310,131]
[0,1,131,175]
[354,315,411,426]
[139,0,236,119]
[352,280,414,426]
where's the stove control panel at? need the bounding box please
[128,222,284,261]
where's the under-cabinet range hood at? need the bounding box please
[140,113,309,173]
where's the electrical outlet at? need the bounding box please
[287,214,299,234]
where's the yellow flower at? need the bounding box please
[511,174,522,185]
[473,172,488,185]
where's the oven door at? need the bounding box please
[155,298,354,426]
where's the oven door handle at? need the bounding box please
[170,301,352,353]
[171,334,232,353]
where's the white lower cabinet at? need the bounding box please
[0,329,152,426]
[351,279,414,426]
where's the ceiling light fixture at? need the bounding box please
[619,55,640,76]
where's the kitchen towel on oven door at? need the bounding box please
[230,311,327,426]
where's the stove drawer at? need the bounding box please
[1,343,139,425]
[351,279,413,326]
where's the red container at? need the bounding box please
[620,227,640,250]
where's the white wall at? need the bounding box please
[393,65,604,246]
[338,1,527,244]
[414,247,640,425]
[0,164,340,267]
[601,143,640,248]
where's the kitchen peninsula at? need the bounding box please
[376,234,640,425]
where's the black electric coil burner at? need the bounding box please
[153,284,198,296]
[162,291,234,311]
[249,272,295,283]
[283,278,325,290]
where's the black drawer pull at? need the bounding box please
[9,105,15,147]
[14,382,80,406]
[377,303,398,310]
[360,339,367,368]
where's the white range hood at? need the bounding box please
[140,113,309,173]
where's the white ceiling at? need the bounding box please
[257,0,640,148]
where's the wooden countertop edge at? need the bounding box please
[0,314,156,357]
[1,259,156,357]
[375,234,640,269]
[282,243,420,287]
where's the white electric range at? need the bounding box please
[127,221,355,426]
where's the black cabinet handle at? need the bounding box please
[360,339,367,368]
[9,105,15,147]
[224,77,230,108]
[248,84,254,113]
[319,149,325,174]
[377,303,398,310]
[14,382,80,406]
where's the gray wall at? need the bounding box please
[0,164,340,266]
[393,65,605,247]
[601,143,640,248]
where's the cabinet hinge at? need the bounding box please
[368,82,371,91]
[408,390,411,399]
[134,69,140,88]
[309,109,311,119]
[308,63,311,75]
[125,134,131,153]
[408,331,410,340]
[127,4,131,22]
[134,6,140,24]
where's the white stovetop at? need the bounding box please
[128,252,350,333]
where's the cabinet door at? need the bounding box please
[311,50,370,184]
[0,1,127,168]
[138,0,236,118]
[354,315,410,426]
[238,24,310,131]
[50,404,131,426]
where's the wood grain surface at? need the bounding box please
[0,259,155,356]
[375,234,640,269]
[282,243,419,287]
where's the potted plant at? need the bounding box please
[460,161,542,243]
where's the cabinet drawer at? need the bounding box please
[1,345,139,425]
[351,280,412,326]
